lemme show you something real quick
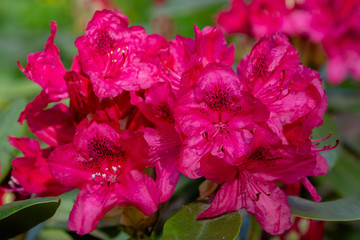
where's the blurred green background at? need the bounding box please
[0,0,360,239]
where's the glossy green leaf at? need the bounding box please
[288,193,360,221]
[0,197,61,239]
[163,202,241,240]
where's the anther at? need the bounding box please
[10,176,19,185]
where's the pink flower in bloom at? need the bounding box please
[237,33,324,140]
[9,137,70,196]
[174,63,269,178]
[197,127,317,235]
[75,9,161,97]
[48,120,159,234]
[148,25,234,96]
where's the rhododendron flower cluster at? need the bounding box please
[217,0,360,84]
[10,9,335,236]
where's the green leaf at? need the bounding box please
[163,202,241,240]
[320,149,360,197]
[0,197,61,239]
[288,193,360,221]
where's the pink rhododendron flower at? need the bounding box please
[75,9,161,97]
[48,120,159,234]
[237,33,324,140]
[197,127,317,235]
[9,137,70,196]
[174,63,269,178]
[147,25,234,96]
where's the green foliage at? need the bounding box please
[318,149,360,197]
[288,193,360,221]
[0,99,27,182]
[163,202,242,240]
[0,197,61,239]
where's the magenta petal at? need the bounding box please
[197,178,244,219]
[8,136,40,156]
[68,185,118,235]
[19,21,67,95]
[200,153,237,184]
[154,158,180,203]
[18,91,64,124]
[178,141,204,179]
[143,128,181,202]
[312,153,329,176]
[47,144,92,188]
[118,170,159,215]
[26,103,75,146]
[251,182,292,235]
[194,25,235,67]
[9,137,69,196]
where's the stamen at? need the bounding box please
[311,132,332,142]
[10,176,19,185]
[313,139,339,152]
